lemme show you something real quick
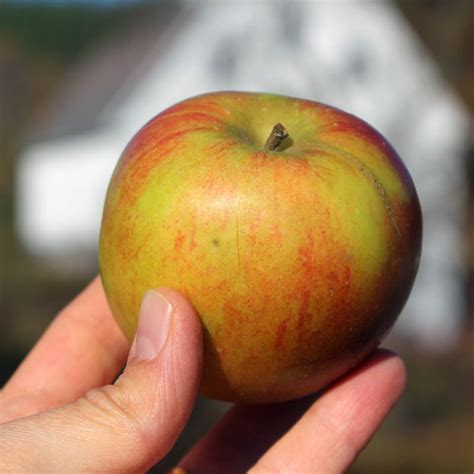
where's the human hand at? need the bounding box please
[0,278,405,472]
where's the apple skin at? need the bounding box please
[99,91,422,403]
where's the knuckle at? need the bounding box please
[79,385,152,452]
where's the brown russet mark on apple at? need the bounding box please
[314,148,360,178]
[318,142,401,240]
[324,115,414,196]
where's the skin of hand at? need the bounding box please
[0,278,406,473]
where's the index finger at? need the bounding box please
[250,350,406,473]
[0,277,129,422]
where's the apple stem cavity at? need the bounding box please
[264,123,289,151]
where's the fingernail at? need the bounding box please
[132,290,173,361]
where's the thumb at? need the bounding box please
[0,289,203,472]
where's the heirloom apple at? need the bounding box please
[99,92,422,403]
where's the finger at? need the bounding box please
[179,350,403,473]
[250,350,406,473]
[0,277,129,422]
[180,396,316,473]
[0,288,203,472]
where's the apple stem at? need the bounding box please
[264,123,289,151]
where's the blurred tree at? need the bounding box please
[0,0,158,378]
[0,3,148,63]
[398,0,474,109]
[398,0,474,335]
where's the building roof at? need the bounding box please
[26,2,183,142]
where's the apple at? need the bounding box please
[99,91,422,403]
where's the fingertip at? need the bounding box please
[361,349,407,396]
[156,288,201,326]
[84,287,204,469]
[127,287,203,383]
[134,287,203,460]
[383,352,407,399]
[155,287,204,358]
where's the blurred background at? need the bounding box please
[0,0,472,471]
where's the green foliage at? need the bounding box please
[0,3,146,62]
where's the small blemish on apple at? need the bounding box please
[212,238,220,247]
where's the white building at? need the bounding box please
[17,0,471,349]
